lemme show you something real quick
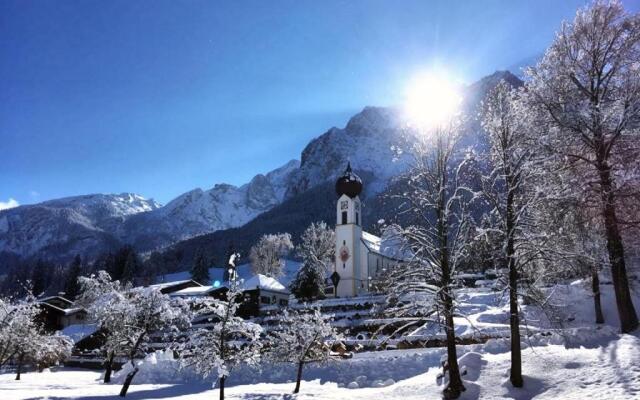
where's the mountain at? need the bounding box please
[0,70,523,269]
[120,159,300,251]
[0,194,160,265]
[286,106,413,197]
[152,71,524,271]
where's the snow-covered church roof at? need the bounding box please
[361,227,412,261]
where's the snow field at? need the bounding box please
[2,332,639,399]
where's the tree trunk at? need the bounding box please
[442,287,465,399]
[15,352,24,381]
[436,158,464,400]
[592,268,605,324]
[294,361,304,393]
[506,182,523,388]
[598,164,638,332]
[508,255,523,387]
[119,366,139,397]
[104,352,115,383]
[219,376,225,400]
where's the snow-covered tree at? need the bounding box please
[290,222,335,300]
[558,203,608,324]
[480,79,542,387]
[268,308,337,394]
[526,0,640,332]
[78,271,192,395]
[0,296,40,370]
[249,233,294,278]
[394,117,475,399]
[190,249,210,285]
[0,296,72,380]
[115,288,191,396]
[371,225,439,340]
[77,270,129,383]
[178,286,262,400]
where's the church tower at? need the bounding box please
[334,163,364,297]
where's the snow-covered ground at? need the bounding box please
[2,281,638,400]
[2,333,639,400]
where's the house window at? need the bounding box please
[260,296,271,304]
[279,299,288,306]
[341,211,347,225]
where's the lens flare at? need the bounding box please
[404,72,462,128]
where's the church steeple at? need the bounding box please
[334,163,364,297]
[335,162,362,198]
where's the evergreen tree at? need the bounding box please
[290,262,325,301]
[121,249,139,284]
[30,259,50,297]
[63,255,83,300]
[190,249,210,285]
[290,222,335,300]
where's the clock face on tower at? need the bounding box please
[340,201,349,210]
[339,245,350,262]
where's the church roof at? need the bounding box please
[361,229,412,261]
[361,231,382,253]
[335,162,363,198]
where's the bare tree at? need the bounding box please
[268,308,337,394]
[396,118,474,399]
[178,286,262,400]
[526,0,640,332]
[480,80,543,387]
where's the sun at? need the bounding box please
[403,72,462,129]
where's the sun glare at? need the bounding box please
[404,72,462,129]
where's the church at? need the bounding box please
[331,163,402,297]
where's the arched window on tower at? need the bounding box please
[341,211,347,225]
[355,212,359,225]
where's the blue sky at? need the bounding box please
[2,0,637,207]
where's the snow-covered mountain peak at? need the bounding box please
[344,106,401,135]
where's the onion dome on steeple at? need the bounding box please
[335,162,363,198]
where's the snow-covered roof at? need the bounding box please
[171,274,288,296]
[38,295,74,307]
[361,231,381,253]
[241,274,287,293]
[62,323,97,343]
[148,279,201,290]
[38,301,85,315]
[148,279,190,289]
[362,227,413,261]
[170,285,215,297]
